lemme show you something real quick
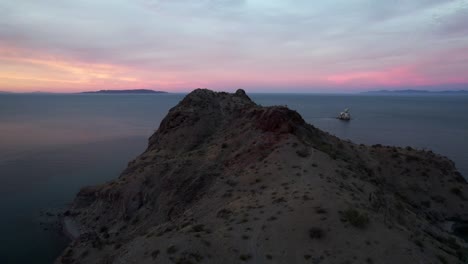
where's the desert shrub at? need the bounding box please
[216,208,232,219]
[167,245,178,254]
[421,200,431,208]
[395,202,405,211]
[315,207,327,214]
[445,237,461,250]
[456,250,467,261]
[90,234,104,250]
[341,209,370,228]
[405,155,420,162]
[191,224,205,232]
[80,250,89,257]
[309,227,324,239]
[188,252,204,262]
[437,255,448,264]
[431,195,446,204]
[239,254,252,261]
[296,148,310,157]
[414,239,424,248]
[151,250,160,259]
[451,187,463,197]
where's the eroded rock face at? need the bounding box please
[57,89,468,264]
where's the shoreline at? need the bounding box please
[62,216,82,240]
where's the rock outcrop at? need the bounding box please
[57,89,468,264]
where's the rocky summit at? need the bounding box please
[57,89,468,264]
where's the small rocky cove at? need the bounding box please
[56,89,468,264]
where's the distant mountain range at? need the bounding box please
[363,89,468,95]
[80,89,167,94]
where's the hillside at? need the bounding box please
[363,89,468,95]
[57,89,468,264]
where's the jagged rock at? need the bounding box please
[56,89,468,264]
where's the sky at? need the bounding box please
[0,0,467,93]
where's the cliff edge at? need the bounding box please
[57,89,468,264]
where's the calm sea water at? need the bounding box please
[0,93,467,263]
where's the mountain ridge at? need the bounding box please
[80,89,167,94]
[363,89,468,95]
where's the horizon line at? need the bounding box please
[2,88,468,95]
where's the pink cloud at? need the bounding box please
[1,43,467,93]
[326,66,429,87]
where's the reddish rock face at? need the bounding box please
[254,107,305,134]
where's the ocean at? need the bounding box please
[0,93,467,263]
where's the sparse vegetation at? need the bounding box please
[405,155,420,162]
[151,250,160,259]
[57,89,468,263]
[267,216,277,221]
[341,209,370,228]
[217,208,232,219]
[451,187,463,198]
[414,239,424,249]
[431,195,446,204]
[296,147,310,157]
[191,224,205,232]
[315,207,327,214]
[167,245,178,254]
[309,227,324,239]
[239,254,252,261]
[437,254,448,264]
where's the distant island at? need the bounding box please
[363,89,468,95]
[80,89,167,94]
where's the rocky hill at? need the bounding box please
[80,89,167,94]
[57,89,468,264]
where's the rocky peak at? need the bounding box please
[177,88,255,110]
[147,89,308,153]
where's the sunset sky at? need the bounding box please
[1,0,467,93]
